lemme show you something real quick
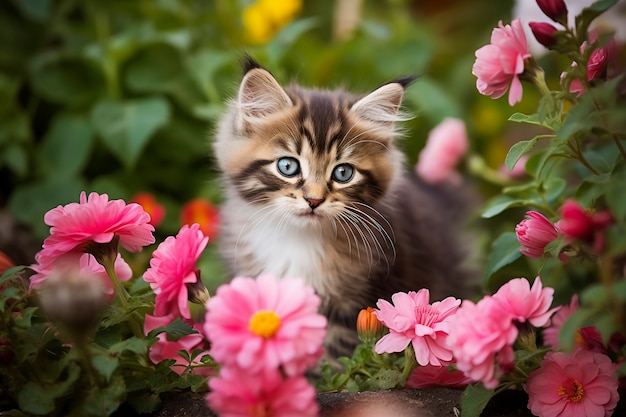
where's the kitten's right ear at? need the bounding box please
[236,59,292,124]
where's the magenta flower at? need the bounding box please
[203,274,326,376]
[207,366,318,417]
[536,0,568,23]
[529,21,559,48]
[415,118,469,185]
[543,295,579,349]
[30,253,131,295]
[144,314,211,376]
[35,192,155,268]
[473,19,532,106]
[374,289,461,367]
[405,363,472,389]
[516,211,560,259]
[447,296,518,389]
[143,224,209,320]
[526,350,619,417]
[557,199,612,253]
[493,276,557,327]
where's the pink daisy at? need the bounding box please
[34,191,155,270]
[207,366,318,417]
[144,314,211,376]
[493,276,558,327]
[447,296,518,389]
[526,349,619,417]
[374,289,461,367]
[143,224,209,320]
[30,253,132,295]
[203,274,327,376]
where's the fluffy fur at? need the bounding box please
[213,58,475,359]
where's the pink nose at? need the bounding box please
[305,197,324,209]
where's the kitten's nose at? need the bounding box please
[305,197,324,209]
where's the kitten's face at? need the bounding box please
[214,64,410,228]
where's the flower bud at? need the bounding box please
[536,0,568,24]
[515,211,559,259]
[529,22,559,49]
[356,307,385,343]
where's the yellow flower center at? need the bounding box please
[249,310,281,338]
[558,378,584,403]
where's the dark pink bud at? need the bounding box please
[536,0,568,23]
[587,37,615,81]
[516,211,559,258]
[556,199,612,253]
[529,21,559,48]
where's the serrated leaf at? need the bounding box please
[484,232,523,281]
[91,97,170,169]
[505,138,540,171]
[460,384,495,417]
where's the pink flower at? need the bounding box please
[207,366,318,417]
[143,224,209,320]
[144,314,211,376]
[557,199,612,253]
[516,211,559,259]
[447,296,518,389]
[30,253,131,295]
[34,191,155,271]
[374,289,461,367]
[472,19,532,106]
[203,274,326,376]
[529,21,559,48]
[405,363,472,389]
[544,295,579,349]
[493,276,557,327]
[415,118,469,185]
[536,0,568,23]
[526,350,619,417]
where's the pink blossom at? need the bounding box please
[374,289,461,367]
[207,366,318,417]
[30,253,131,295]
[557,199,612,253]
[472,19,532,106]
[536,0,568,23]
[544,295,579,349]
[493,276,558,327]
[144,314,211,376]
[143,224,208,320]
[526,350,619,417]
[405,363,472,389]
[203,274,326,376]
[516,211,559,259]
[447,296,518,389]
[34,192,155,271]
[415,118,469,185]
[529,21,559,48]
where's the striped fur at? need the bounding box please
[213,59,475,360]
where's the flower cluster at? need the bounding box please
[203,274,326,417]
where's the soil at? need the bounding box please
[147,388,538,417]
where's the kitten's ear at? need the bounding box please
[237,66,293,122]
[350,76,416,124]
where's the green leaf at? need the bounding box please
[38,112,94,178]
[505,137,539,171]
[17,362,81,415]
[92,354,120,383]
[460,384,495,417]
[508,112,542,126]
[605,164,626,221]
[124,43,184,93]
[83,373,126,416]
[483,232,523,282]
[481,195,534,218]
[576,0,619,37]
[148,317,196,342]
[30,57,105,107]
[265,17,319,64]
[91,97,170,169]
[405,76,462,122]
[0,265,30,286]
[110,337,148,355]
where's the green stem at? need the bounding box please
[612,135,626,160]
[401,345,418,383]
[569,139,601,175]
[101,257,144,339]
[74,333,104,388]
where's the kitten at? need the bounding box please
[213,57,476,359]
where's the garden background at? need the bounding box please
[1,0,540,291]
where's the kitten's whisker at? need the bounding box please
[334,214,357,262]
[345,209,389,272]
[347,203,396,262]
[339,211,374,270]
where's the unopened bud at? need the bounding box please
[529,21,559,49]
[356,307,385,343]
[536,0,568,24]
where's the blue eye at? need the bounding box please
[277,157,300,177]
[332,164,354,183]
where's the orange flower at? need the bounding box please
[181,198,220,240]
[356,306,385,343]
[0,251,15,275]
[131,192,165,228]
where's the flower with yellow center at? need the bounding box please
[249,310,281,338]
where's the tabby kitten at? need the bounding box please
[213,57,474,359]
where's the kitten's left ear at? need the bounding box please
[350,76,417,124]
